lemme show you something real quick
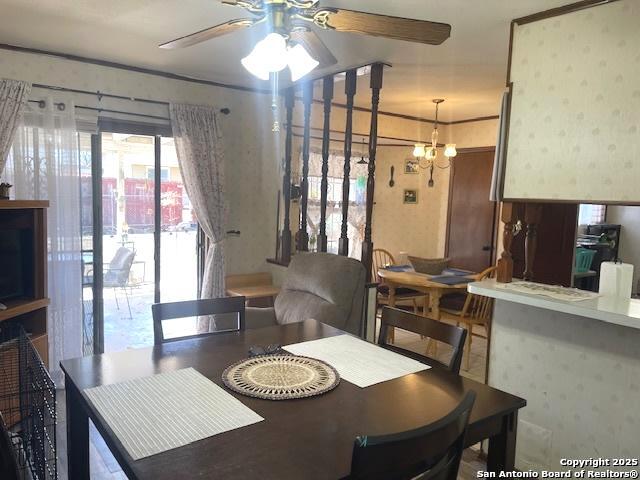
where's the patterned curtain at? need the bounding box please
[5,96,82,385]
[0,78,31,177]
[169,103,227,303]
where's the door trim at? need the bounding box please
[91,133,105,354]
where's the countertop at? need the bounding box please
[469,279,640,330]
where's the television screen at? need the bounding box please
[0,229,31,301]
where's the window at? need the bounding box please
[578,204,606,226]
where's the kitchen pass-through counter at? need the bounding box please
[468,279,640,474]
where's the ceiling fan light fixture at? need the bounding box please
[241,32,288,80]
[287,43,320,81]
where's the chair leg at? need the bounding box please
[465,322,473,371]
[113,288,120,310]
[122,287,132,319]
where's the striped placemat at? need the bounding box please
[84,368,263,460]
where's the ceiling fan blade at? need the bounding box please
[315,8,451,45]
[289,29,337,68]
[159,18,259,49]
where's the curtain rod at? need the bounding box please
[28,99,171,121]
[31,83,231,115]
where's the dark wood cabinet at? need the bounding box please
[0,200,50,367]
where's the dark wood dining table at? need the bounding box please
[61,319,526,479]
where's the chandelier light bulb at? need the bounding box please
[413,143,426,158]
[444,143,457,158]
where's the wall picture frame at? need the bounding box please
[404,158,419,174]
[403,189,418,204]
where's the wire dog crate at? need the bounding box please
[0,323,57,479]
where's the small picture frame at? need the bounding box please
[404,158,419,174]
[403,189,418,204]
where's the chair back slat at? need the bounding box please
[349,391,476,480]
[378,307,467,374]
[372,249,395,283]
[152,297,246,345]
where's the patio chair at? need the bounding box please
[104,247,136,319]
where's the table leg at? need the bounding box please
[65,377,90,480]
[487,411,518,472]
[387,283,396,343]
[429,289,442,320]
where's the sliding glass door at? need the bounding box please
[81,126,200,354]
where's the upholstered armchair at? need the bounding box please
[245,253,366,336]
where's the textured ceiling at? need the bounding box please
[0,0,571,120]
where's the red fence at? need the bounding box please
[81,178,184,234]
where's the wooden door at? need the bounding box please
[446,149,497,272]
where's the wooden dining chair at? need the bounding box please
[347,391,476,480]
[440,266,497,371]
[372,248,423,315]
[152,296,246,345]
[378,307,467,374]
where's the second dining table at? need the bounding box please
[377,268,475,320]
[61,319,525,479]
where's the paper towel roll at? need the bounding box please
[599,261,634,298]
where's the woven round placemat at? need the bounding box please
[222,354,340,400]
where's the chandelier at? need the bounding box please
[412,99,457,187]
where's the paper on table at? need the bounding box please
[283,334,430,388]
[84,368,263,460]
[495,281,600,302]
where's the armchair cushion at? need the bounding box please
[274,253,365,335]
[245,307,278,330]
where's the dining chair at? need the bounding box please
[440,266,498,371]
[152,296,246,345]
[378,307,467,374]
[372,248,423,316]
[347,391,476,480]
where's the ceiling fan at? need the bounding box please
[160,0,451,81]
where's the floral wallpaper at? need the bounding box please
[504,0,640,202]
[489,300,640,471]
